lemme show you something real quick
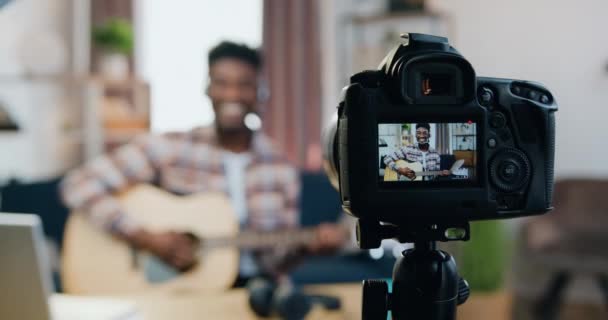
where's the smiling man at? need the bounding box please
[61,41,346,287]
[384,123,450,181]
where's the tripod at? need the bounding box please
[358,221,471,320]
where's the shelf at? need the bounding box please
[0,74,147,87]
[103,119,149,130]
[351,11,442,25]
[0,125,19,131]
[87,75,148,88]
[0,73,88,83]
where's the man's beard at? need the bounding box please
[418,142,430,150]
[216,102,248,133]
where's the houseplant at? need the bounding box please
[456,220,512,320]
[92,18,133,79]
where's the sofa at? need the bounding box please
[512,179,608,319]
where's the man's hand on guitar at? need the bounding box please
[440,170,451,176]
[307,223,348,254]
[129,230,197,272]
[396,167,416,180]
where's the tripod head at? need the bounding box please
[359,220,471,320]
[356,219,470,249]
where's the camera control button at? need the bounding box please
[540,94,551,104]
[487,138,497,148]
[497,194,522,210]
[490,112,506,128]
[511,86,522,95]
[499,161,519,180]
[478,87,494,106]
[490,149,531,192]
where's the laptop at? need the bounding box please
[0,213,140,320]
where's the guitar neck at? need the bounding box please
[415,170,444,177]
[203,228,318,251]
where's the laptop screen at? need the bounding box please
[0,213,53,320]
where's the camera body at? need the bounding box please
[331,34,557,234]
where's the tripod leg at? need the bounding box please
[597,274,608,311]
[533,271,570,320]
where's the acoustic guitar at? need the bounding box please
[61,185,322,295]
[383,159,465,181]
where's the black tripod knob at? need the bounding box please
[356,219,383,249]
[362,280,388,320]
[457,278,470,305]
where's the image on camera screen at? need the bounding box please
[378,122,477,183]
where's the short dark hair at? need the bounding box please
[416,123,431,131]
[208,41,262,71]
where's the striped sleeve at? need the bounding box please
[60,134,170,236]
[384,147,413,170]
[384,149,400,171]
[429,152,441,171]
[254,163,303,275]
[278,164,301,229]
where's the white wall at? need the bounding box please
[0,0,76,182]
[135,0,263,133]
[319,0,340,131]
[428,0,608,177]
[0,0,70,75]
[323,0,608,178]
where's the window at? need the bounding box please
[136,1,262,132]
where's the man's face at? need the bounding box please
[207,58,258,132]
[416,127,430,144]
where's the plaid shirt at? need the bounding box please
[61,126,299,240]
[384,145,441,180]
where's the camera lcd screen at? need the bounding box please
[378,122,477,184]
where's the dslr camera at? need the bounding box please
[324,33,557,249]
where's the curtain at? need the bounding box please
[436,123,451,155]
[262,0,322,170]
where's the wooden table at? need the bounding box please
[129,283,362,320]
[65,284,511,320]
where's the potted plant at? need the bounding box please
[92,18,134,80]
[456,220,512,320]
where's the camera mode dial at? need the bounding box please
[490,149,531,192]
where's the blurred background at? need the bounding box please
[1,0,607,319]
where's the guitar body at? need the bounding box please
[62,185,240,295]
[383,160,424,181]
